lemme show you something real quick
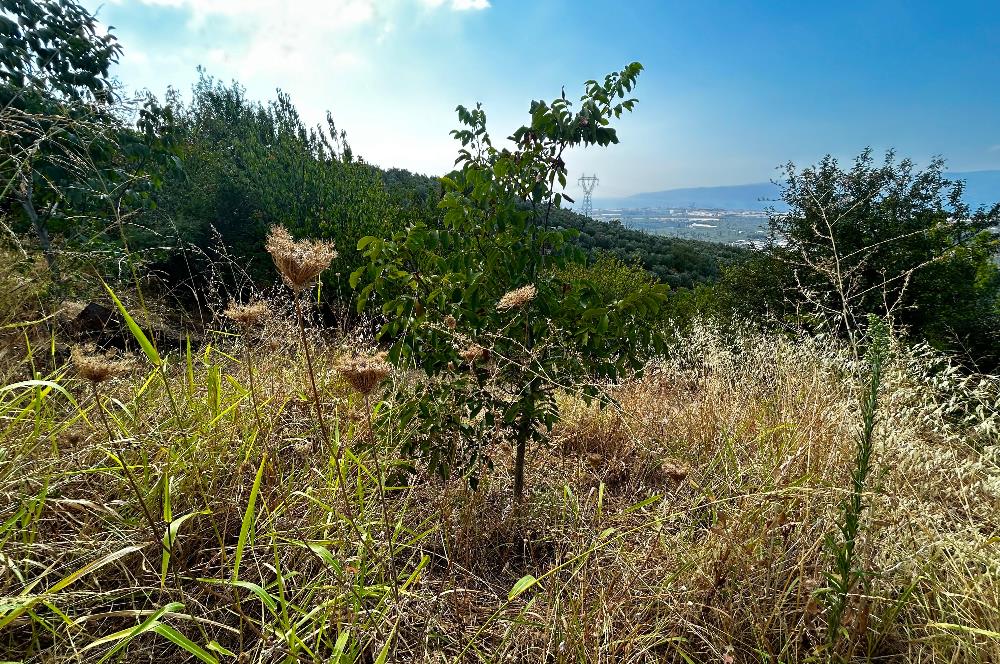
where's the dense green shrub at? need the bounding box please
[729,150,1000,367]
[139,77,395,299]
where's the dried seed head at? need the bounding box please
[265,226,337,293]
[72,346,127,384]
[460,344,488,365]
[444,315,457,330]
[496,284,536,312]
[660,460,689,483]
[338,352,392,395]
[224,300,269,327]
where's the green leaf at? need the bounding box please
[332,630,351,660]
[349,266,365,289]
[161,511,208,587]
[229,580,278,614]
[0,379,81,412]
[87,601,184,661]
[374,631,394,664]
[232,453,267,582]
[508,574,540,601]
[306,542,344,574]
[102,281,161,367]
[206,641,236,657]
[152,624,219,664]
[624,494,662,514]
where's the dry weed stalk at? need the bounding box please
[337,353,391,396]
[73,346,169,574]
[71,345,128,384]
[224,300,269,327]
[264,227,370,542]
[265,226,336,451]
[225,300,272,471]
[338,352,398,601]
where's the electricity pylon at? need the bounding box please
[578,173,599,219]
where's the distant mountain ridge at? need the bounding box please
[594,170,1000,212]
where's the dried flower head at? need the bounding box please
[496,284,537,312]
[338,352,392,395]
[660,460,690,483]
[72,346,128,384]
[225,300,270,327]
[444,314,457,330]
[265,226,337,293]
[460,344,488,365]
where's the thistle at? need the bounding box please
[265,226,337,293]
[496,284,536,312]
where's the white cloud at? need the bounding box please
[420,0,490,9]
[117,0,488,83]
[101,0,490,174]
[118,0,386,85]
[450,0,490,9]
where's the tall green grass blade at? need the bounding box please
[186,335,195,395]
[0,545,143,630]
[508,574,540,601]
[152,624,219,663]
[87,601,183,662]
[161,511,208,587]
[927,622,1000,639]
[161,467,172,523]
[400,554,429,593]
[0,379,80,412]
[332,630,351,661]
[207,640,236,657]
[102,281,161,367]
[374,633,393,664]
[232,453,267,582]
[230,580,279,614]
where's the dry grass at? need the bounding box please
[1,276,998,662]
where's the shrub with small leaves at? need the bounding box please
[353,63,668,499]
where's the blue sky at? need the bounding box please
[86,0,1000,197]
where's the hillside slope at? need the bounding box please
[594,169,1000,211]
[382,169,749,289]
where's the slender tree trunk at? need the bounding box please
[20,192,57,274]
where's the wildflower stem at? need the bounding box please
[295,297,330,453]
[364,393,400,605]
[91,382,168,563]
[241,337,277,479]
[293,296,358,528]
[823,315,889,657]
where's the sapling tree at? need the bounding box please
[353,62,668,500]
